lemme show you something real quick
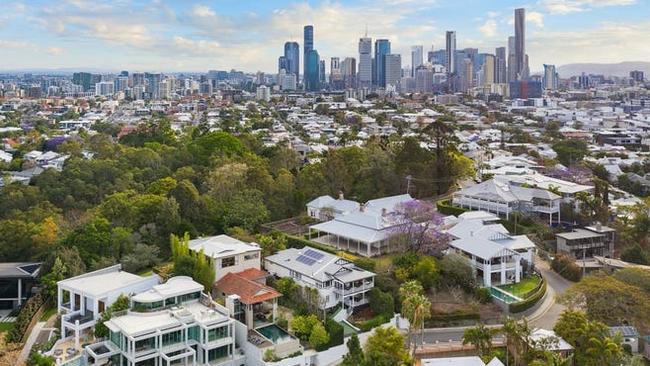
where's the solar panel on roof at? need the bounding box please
[296,255,316,266]
[303,249,324,260]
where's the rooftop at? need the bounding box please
[214,271,281,305]
[58,265,154,297]
[131,276,203,303]
[188,234,260,259]
[0,262,41,278]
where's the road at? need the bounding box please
[527,257,572,329]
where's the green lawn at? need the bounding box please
[498,276,541,298]
[40,306,58,321]
[0,322,14,333]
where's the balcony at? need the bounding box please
[334,282,373,296]
[63,311,95,327]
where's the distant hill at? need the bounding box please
[557,62,650,78]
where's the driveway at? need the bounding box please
[526,257,573,329]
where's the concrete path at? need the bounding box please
[17,321,45,364]
[527,257,572,329]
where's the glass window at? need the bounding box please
[188,326,201,342]
[110,331,123,350]
[208,326,228,342]
[162,330,183,347]
[165,297,177,306]
[134,337,155,353]
[208,345,231,361]
[244,253,259,261]
[221,257,236,268]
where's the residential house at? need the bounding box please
[308,194,414,257]
[0,262,40,310]
[188,235,261,282]
[84,276,245,366]
[556,223,616,258]
[527,329,574,359]
[445,211,536,287]
[213,269,281,329]
[57,265,159,347]
[421,356,505,366]
[452,178,562,225]
[264,246,375,312]
[306,193,360,220]
[609,326,639,353]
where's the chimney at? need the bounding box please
[596,221,602,232]
[338,191,344,200]
[381,208,387,217]
[360,203,366,212]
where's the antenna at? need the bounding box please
[365,24,368,37]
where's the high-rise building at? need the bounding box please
[95,81,114,96]
[278,56,288,73]
[374,39,391,87]
[319,59,326,84]
[482,54,496,86]
[495,47,507,84]
[514,8,527,80]
[114,76,129,92]
[630,70,645,83]
[72,72,100,92]
[460,58,473,92]
[131,72,145,87]
[543,64,558,90]
[284,41,300,80]
[507,36,517,82]
[303,25,314,87]
[445,31,456,75]
[509,80,542,99]
[330,57,343,89]
[256,85,271,101]
[411,45,424,77]
[415,65,434,94]
[341,57,357,89]
[384,54,402,89]
[305,49,320,91]
[145,72,162,99]
[358,37,372,88]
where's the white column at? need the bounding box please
[17,278,22,306]
[500,259,506,285]
[57,287,62,313]
[515,257,521,283]
[484,263,491,287]
[74,321,80,348]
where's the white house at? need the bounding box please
[445,211,536,287]
[422,356,504,366]
[264,246,375,312]
[83,276,245,366]
[188,235,261,282]
[308,194,414,257]
[57,265,159,347]
[306,194,360,220]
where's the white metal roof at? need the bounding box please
[422,356,504,366]
[188,234,260,259]
[59,266,151,297]
[131,276,203,303]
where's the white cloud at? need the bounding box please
[479,19,498,37]
[192,5,216,18]
[539,0,636,14]
[47,47,63,55]
[527,11,545,28]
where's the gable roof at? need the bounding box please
[188,235,260,258]
[214,272,281,305]
[0,262,41,278]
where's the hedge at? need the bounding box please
[354,314,388,332]
[320,319,344,351]
[7,292,46,343]
[436,200,468,216]
[284,234,339,255]
[509,278,547,313]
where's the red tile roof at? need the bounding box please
[237,268,268,282]
[214,272,281,305]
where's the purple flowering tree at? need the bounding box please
[387,199,450,256]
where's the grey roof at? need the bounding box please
[306,195,360,213]
[0,262,41,278]
[529,329,574,351]
[446,217,535,259]
[265,246,375,283]
[609,326,639,338]
[422,357,504,366]
[556,229,604,240]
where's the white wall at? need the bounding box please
[215,250,262,281]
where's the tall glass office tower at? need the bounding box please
[374,39,391,87]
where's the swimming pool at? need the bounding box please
[256,324,292,344]
[489,287,522,304]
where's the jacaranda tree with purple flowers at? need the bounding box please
[388,199,450,256]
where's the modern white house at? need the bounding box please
[264,246,375,312]
[57,265,159,347]
[83,276,245,366]
[445,211,536,287]
[188,235,261,282]
[422,356,504,366]
[308,194,414,257]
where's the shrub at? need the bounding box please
[324,319,344,350]
[368,288,394,317]
[509,279,547,313]
[551,254,582,282]
[474,288,492,304]
[285,234,338,254]
[436,200,468,216]
[354,257,376,272]
[7,292,45,343]
[355,314,388,332]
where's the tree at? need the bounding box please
[368,288,395,318]
[620,243,649,265]
[554,310,624,366]
[463,323,494,358]
[388,200,450,255]
[290,314,319,341]
[170,233,215,292]
[552,140,588,167]
[364,326,411,366]
[412,256,439,290]
[309,322,330,350]
[121,243,161,273]
[439,252,476,290]
[501,317,531,366]
[219,189,270,232]
[341,333,364,366]
[95,294,130,338]
[256,234,287,258]
[41,257,67,300]
[399,281,431,354]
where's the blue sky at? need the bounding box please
[0,0,648,73]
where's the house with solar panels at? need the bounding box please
[263,246,375,311]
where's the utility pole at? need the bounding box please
[406,175,413,195]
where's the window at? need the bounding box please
[179,292,201,303]
[221,257,236,268]
[290,270,302,280]
[162,330,183,347]
[110,331,123,350]
[165,297,177,306]
[208,345,231,361]
[207,326,229,342]
[244,253,259,261]
[188,326,201,342]
[134,337,155,353]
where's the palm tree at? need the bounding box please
[501,317,531,366]
[399,281,430,355]
[462,323,493,357]
[529,352,573,366]
[409,293,431,357]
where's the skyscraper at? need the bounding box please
[461,58,473,92]
[278,56,288,73]
[384,54,402,89]
[319,59,326,84]
[507,36,517,82]
[341,57,357,89]
[374,39,391,87]
[495,47,507,84]
[358,37,372,88]
[411,45,424,77]
[303,25,314,86]
[305,49,320,91]
[514,8,526,80]
[445,31,456,75]
[543,64,558,90]
[482,54,495,86]
[283,41,300,80]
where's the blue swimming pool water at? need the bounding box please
[256,324,292,344]
[489,287,521,304]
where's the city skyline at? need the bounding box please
[0,0,648,73]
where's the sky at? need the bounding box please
[0,0,648,73]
